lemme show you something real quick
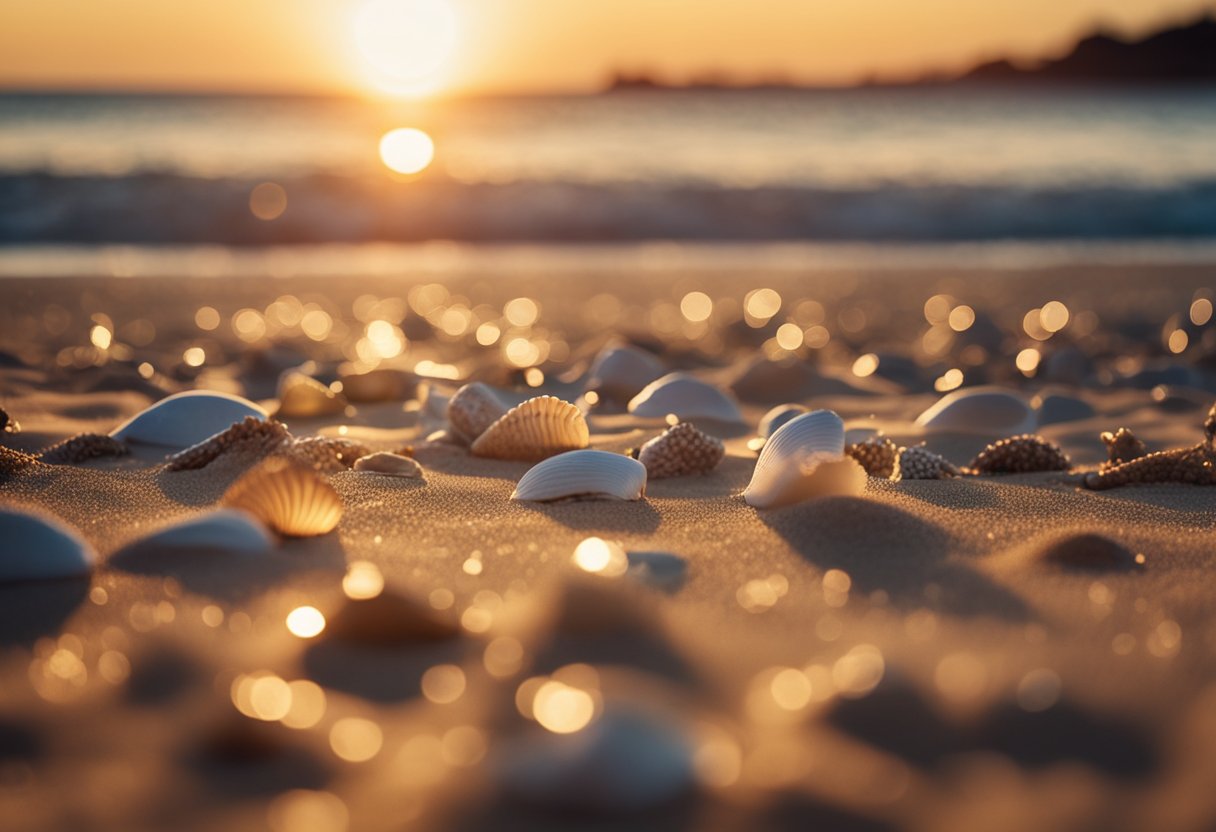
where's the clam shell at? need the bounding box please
[353,452,423,478]
[628,373,744,423]
[914,386,1036,436]
[447,382,508,444]
[743,409,864,508]
[472,395,590,462]
[221,456,343,537]
[124,509,274,555]
[586,344,665,401]
[637,422,724,479]
[759,403,809,438]
[512,450,647,502]
[275,372,348,419]
[110,390,268,449]
[0,506,96,582]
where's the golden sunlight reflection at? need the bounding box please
[533,680,597,734]
[267,790,349,832]
[286,606,327,638]
[342,560,385,600]
[379,128,435,174]
[353,0,458,96]
[421,664,466,704]
[249,182,287,221]
[330,717,383,762]
[572,536,628,577]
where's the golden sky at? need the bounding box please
[0,0,1211,96]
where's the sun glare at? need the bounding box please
[380,128,435,174]
[353,0,458,96]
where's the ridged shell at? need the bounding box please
[914,387,1036,436]
[627,373,744,423]
[447,382,508,444]
[275,372,348,419]
[353,452,423,478]
[744,410,864,508]
[110,390,268,448]
[637,422,724,479]
[512,450,647,502]
[39,433,129,465]
[124,509,274,555]
[0,506,96,582]
[586,344,665,401]
[759,403,809,439]
[221,456,343,537]
[326,589,458,646]
[472,395,590,461]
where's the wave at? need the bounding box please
[3,172,1216,244]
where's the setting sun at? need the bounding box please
[353,0,458,96]
[379,127,436,174]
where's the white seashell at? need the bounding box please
[914,386,1036,436]
[123,509,273,555]
[0,506,96,582]
[275,372,348,419]
[759,403,809,438]
[498,707,695,812]
[586,344,665,400]
[472,395,590,461]
[446,382,508,444]
[353,452,423,478]
[743,409,865,508]
[110,390,268,449]
[512,450,647,502]
[628,372,744,423]
[221,456,344,537]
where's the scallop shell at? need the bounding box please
[123,509,274,555]
[110,390,268,448]
[914,386,1036,436]
[512,450,647,502]
[275,372,348,419]
[472,395,590,461]
[586,344,665,401]
[743,409,865,508]
[0,506,96,582]
[637,422,724,479]
[759,403,809,439]
[627,373,744,423]
[39,433,129,465]
[221,456,343,537]
[447,382,509,444]
[353,452,423,478]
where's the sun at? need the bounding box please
[352,0,459,97]
[379,128,435,175]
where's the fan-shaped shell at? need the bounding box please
[472,395,590,461]
[124,509,274,555]
[586,344,665,401]
[275,372,348,419]
[914,386,1036,436]
[0,506,96,582]
[110,390,268,448]
[743,409,864,508]
[221,456,343,537]
[512,450,647,502]
[447,382,509,444]
[353,452,423,478]
[627,373,744,423]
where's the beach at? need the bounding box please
[3,247,1216,830]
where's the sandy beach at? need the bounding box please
[2,251,1215,831]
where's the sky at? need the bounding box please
[1,0,1213,97]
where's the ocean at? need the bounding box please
[2,86,1215,247]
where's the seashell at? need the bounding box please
[110,390,268,448]
[352,452,423,478]
[1036,532,1142,571]
[286,436,370,473]
[221,456,343,537]
[637,422,724,479]
[759,403,808,439]
[914,386,1036,436]
[845,436,899,478]
[38,433,129,465]
[337,366,416,403]
[627,373,744,423]
[446,382,508,444]
[743,410,865,508]
[1,406,18,434]
[968,434,1071,474]
[512,450,647,502]
[122,509,274,555]
[586,344,665,401]
[326,589,459,646]
[1,446,41,477]
[274,372,348,419]
[0,506,96,582]
[472,395,589,462]
[891,445,959,481]
[165,417,290,471]
[498,706,695,812]
[1100,428,1147,470]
